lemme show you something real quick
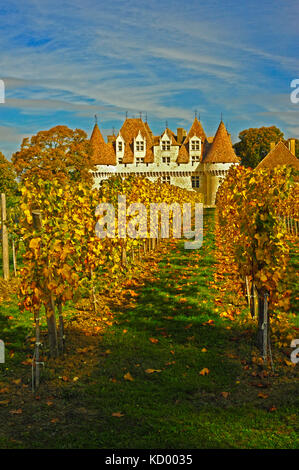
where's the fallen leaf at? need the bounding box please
[9,409,22,415]
[258,393,269,399]
[284,359,295,367]
[112,412,124,417]
[0,400,10,405]
[21,359,32,366]
[149,338,159,344]
[124,372,134,381]
[199,368,210,376]
[145,369,162,374]
[73,377,79,382]
[201,348,207,353]
[221,392,229,399]
[12,379,21,385]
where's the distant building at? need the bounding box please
[256,140,299,171]
[91,117,239,205]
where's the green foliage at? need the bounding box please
[234,126,284,168]
[0,152,18,203]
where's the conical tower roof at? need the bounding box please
[90,122,116,165]
[204,121,239,163]
[184,116,207,143]
[90,123,106,147]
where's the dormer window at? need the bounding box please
[190,137,201,155]
[136,140,144,151]
[116,134,125,164]
[191,140,200,151]
[162,140,171,151]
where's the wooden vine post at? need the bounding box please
[1,193,9,280]
[12,239,17,276]
[31,210,42,390]
[257,290,269,361]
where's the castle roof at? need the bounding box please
[176,144,189,163]
[162,128,179,146]
[90,123,116,165]
[120,118,154,164]
[204,121,239,164]
[176,117,207,163]
[184,117,207,144]
[256,141,299,170]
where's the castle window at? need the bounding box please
[191,155,200,165]
[162,140,171,151]
[162,175,171,184]
[191,140,200,151]
[162,156,171,164]
[191,176,200,188]
[136,140,144,151]
[118,141,123,152]
[136,156,144,165]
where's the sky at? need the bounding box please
[0,0,298,158]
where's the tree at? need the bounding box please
[12,125,95,185]
[234,126,284,168]
[285,138,299,159]
[0,151,18,199]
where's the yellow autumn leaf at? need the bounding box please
[145,369,162,374]
[199,368,210,376]
[124,372,134,381]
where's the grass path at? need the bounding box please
[0,210,298,449]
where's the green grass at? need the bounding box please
[0,210,298,449]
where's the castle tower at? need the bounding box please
[203,121,239,205]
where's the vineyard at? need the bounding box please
[0,168,298,449]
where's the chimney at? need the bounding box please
[288,138,296,155]
[270,141,276,151]
[177,128,187,144]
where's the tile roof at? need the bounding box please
[184,117,207,144]
[256,141,299,170]
[120,118,155,164]
[90,123,116,165]
[162,128,179,146]
[176,117,208,163]
[176,144,189,163]
[204,121,239,163]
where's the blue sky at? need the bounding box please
[0,0,298,158]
